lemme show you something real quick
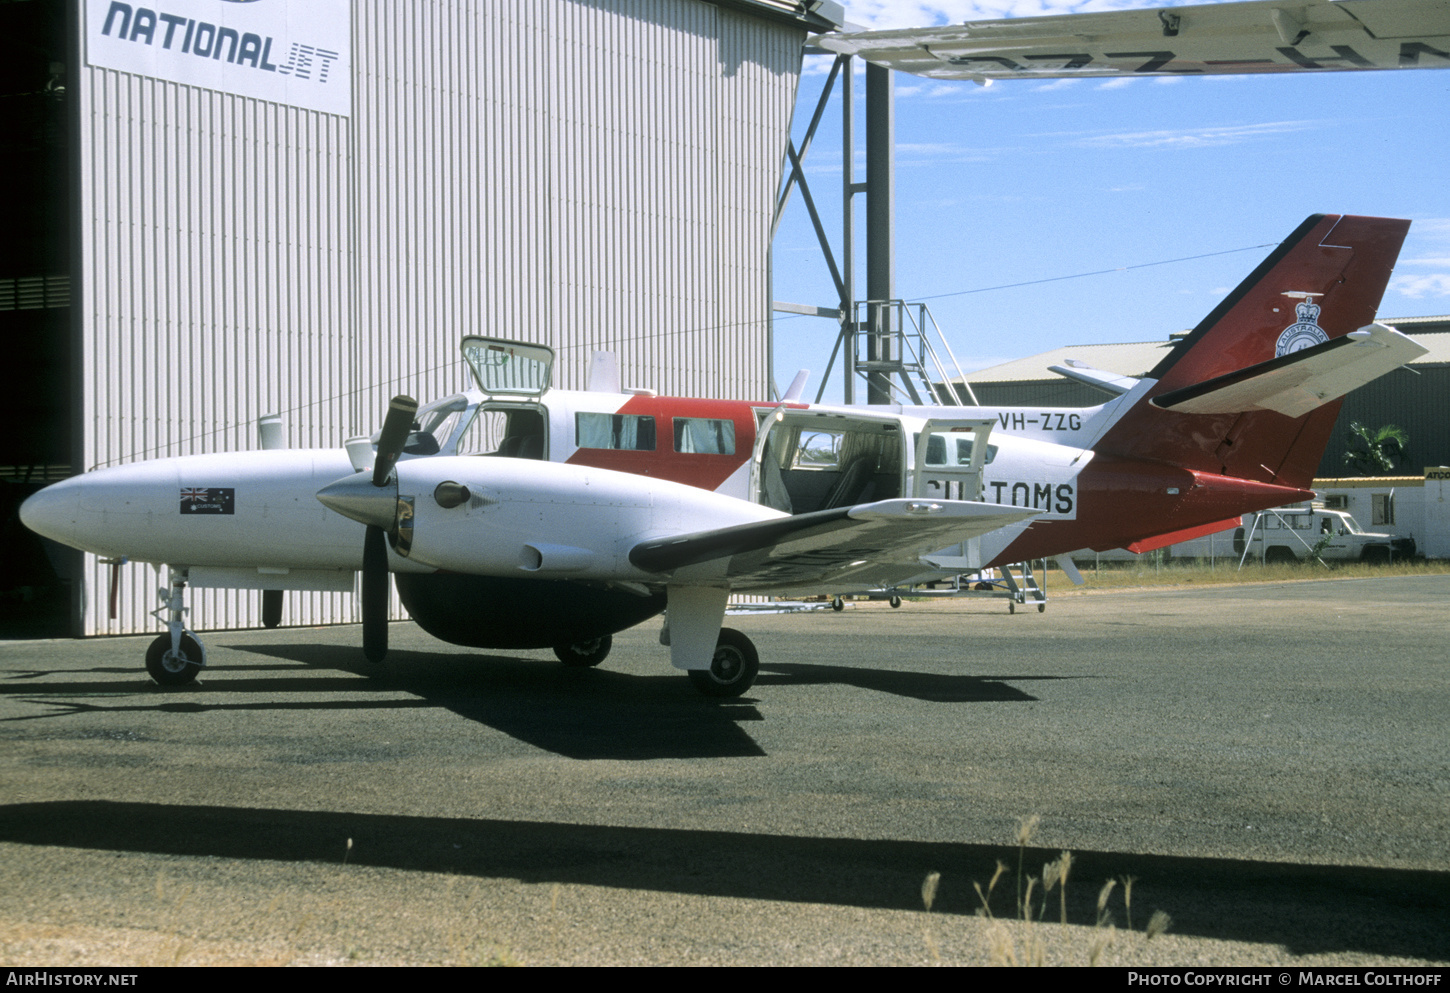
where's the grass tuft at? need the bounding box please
[959,817,1171,965]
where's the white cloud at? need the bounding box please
[1390,274,1450,299]
[1073,119,1319,149]
[1392,219,1450,299]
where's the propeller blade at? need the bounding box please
[362,524,390,662]
[373,395,418,487]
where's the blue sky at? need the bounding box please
[770,0,1450,402]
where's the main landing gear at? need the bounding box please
[554,635,612,667]
[687,628,760,698]
[145,567,206,686]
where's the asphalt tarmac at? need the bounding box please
[0,576,1446,966]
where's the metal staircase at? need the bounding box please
[847,299,980,407]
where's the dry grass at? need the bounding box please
[1045,557,1450,595]
[925,815,1175,967]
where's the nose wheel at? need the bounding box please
[145,567,207,686]
[145,632,203,686]
[687,628,759,698]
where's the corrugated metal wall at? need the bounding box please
[76,0,804,636]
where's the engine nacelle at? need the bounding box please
[391,456,784,581]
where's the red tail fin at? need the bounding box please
[1099,214,1410,489]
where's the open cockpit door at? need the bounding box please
[461,337,554,398]
[456,338,554,461]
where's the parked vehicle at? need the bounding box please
[1229,506,1415,563]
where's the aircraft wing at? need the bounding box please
[629,498,1036,593]
[1150,323,1427,418]
[813,0,1450,81]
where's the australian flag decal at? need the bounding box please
[180,487,235,515]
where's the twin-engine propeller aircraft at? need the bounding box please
[21,214,1426,697]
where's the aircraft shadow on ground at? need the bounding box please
[10,642,1054,749]
[0,799,1444,961]
[758,661,1075,702]
[2,644,1077,757]
[1,644,766,760]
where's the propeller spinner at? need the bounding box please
[316,394,418,662]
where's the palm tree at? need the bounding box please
[1343,422,1408,476]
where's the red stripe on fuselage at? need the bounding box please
[564,396,761,492]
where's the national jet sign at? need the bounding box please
[86,0,350,117]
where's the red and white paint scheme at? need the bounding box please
[21,214,1425,696]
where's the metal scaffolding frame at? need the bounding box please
[772,54,974,407]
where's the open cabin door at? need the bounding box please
[748,408,910,516]
[913,417,997,570]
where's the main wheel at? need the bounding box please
[688,628,759,698]
[145,633,202,687]
[554,635,612,667]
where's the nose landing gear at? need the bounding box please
[145,568,206,686]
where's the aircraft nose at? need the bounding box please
[18,477,82,545]
[316,472,398,529]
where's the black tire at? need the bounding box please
[1008,601,1016,614]
[145,633,202,687]
[688,628,759,698]
[554,635,612,667]
[1265,546,1298,564]
[831,596,845,612]
[889,595,902,609]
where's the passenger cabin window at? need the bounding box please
[793,430,842,468]
[576,412,657,451]
[924,434,997,466]
[674,417,735,455]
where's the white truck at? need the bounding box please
[1182,505,1416,564]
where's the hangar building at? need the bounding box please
[0,0,842,638]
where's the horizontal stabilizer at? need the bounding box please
[1150,324,1426,418]
[1048,360,1141,396]
[1124,517,1241,555]
[630,499,1036,592]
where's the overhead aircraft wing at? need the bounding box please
[813,0,1450,81]
[629,499,1036,593]
[1150,323,1427,417]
